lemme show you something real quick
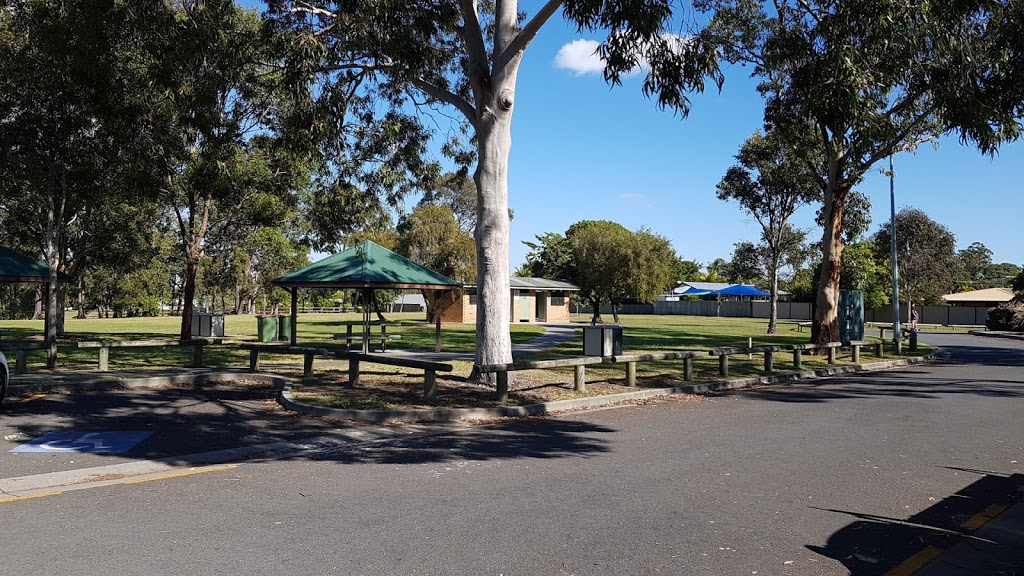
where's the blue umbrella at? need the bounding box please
[712,284,770,297]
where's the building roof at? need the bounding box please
[510,277,580,291]
[941,287,1015,303]
[460,277,580,292]
[0,247,69,283]
[273,240,461,290]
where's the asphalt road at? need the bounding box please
[1,333,1021,575]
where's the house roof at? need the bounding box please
[273,240,460,290]
[941,287,1015,303]
[0,247,70,283]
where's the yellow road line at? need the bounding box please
[19,393,46,403]
[123,464,239,485]
[0,491,62,504]
[960,504,1008,531]
[884,546,944,576]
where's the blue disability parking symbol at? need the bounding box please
[11,431,152,454]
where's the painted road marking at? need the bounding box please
[883,546,944,576]
[0,491,62,504]
[11,431,152,454]
[960,504,1008,531]
[123,464,239,485]
[19,393,46,403]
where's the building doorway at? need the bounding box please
[535,292,547,323]
[519,293,531,322]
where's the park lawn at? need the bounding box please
[1,312,932,409]
[0,312,544,371]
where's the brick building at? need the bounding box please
[440,277,580,324]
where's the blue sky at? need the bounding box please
[506,18,1023,271]
[246,2,1022,270]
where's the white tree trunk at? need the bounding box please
[472,79,517,379]
[812,183,848,344]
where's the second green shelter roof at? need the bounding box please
[273,240,461,290]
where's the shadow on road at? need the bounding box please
[1,384,614,466]
[807,471,1024,575]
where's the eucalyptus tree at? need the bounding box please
[266,0,723,378]
[872,208,959,307]
[696,0,1024,343]
[717,130,817,333]
[144,2,308,339]
[0,0,162,364]
[397,204,477,322]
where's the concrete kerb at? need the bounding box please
[969,330,1024,341]
[278,352,937,423]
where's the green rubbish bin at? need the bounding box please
[277,315,293,342]
[257,315,278,342]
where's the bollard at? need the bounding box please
[626,361,636,387]
[852,345,860,363]
[718,354,729,377]
[496,372,509,402]
[683,357,694,381]
[764,350,774,373]
[423,370,436,399]
[574,365,586,392]
[347,358,360,387]
[827,346,837,365]
[793,349,802,370]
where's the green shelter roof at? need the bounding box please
[0,247,69,283]
[273,240,461,290]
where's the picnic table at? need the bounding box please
[333,321,403,352]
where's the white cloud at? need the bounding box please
[554,39,605,76]
[555,34,694,78]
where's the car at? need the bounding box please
[0,351,7,405]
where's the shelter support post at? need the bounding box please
[290,288,298,346]
[435,300,442,353]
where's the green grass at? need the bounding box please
[0,311,544,371]
[0,312,931,394]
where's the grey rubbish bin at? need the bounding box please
[191,313,225,338]
[583,325,623,357]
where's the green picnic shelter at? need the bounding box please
[0,247,70,350]
[272,240,460,351]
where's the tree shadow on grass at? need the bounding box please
[807,471,1024,574]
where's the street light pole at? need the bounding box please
[889,155,902,351]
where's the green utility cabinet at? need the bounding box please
[839,289,865,345]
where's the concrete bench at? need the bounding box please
[77,339,218,371]
[0,342,49,374]
[708,346,785,376]
[240,344,334,376]
[608,351,704,386]
[477,357,604,401]
[337,352,453,399]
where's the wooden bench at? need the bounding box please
[0,342,49,374]
[331,333,402,351]
[336,352,453,399]
[608,351,704,386]
[708,346,785,376]
[77,339,218,371]
[847,340,884,362]
[796,321,813,332]
[333,323,403,352]
[477,357,604,401]
[788,342,842,369]
[240,344,333,376]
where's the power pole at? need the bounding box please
[889,155,902,353]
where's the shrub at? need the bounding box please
[987,303,1024,331]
